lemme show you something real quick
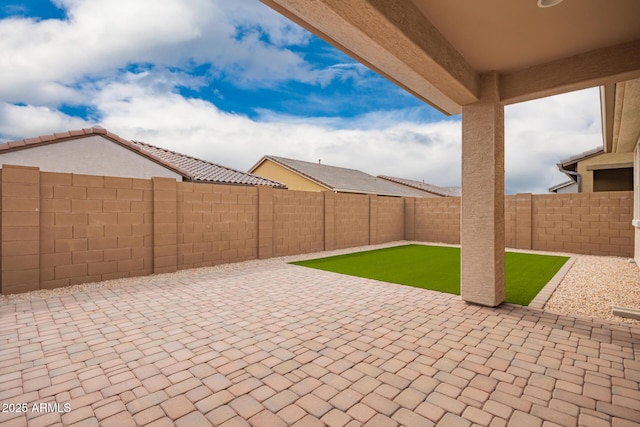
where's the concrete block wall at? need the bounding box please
[412,192,633,257]
[0,164,635,294]
[153,177,178,274]
[324,192,336,251]
[334,193,370,249]
[258,186,274,259]
[375,196,405,244]
[177,182,258,269]
[504,196,517,248]
[1,166,40,294]
[38,170,154,290]
[414,197,461,244]
[504,194,533,249]
[404,198,416,241]
[515,193,533,249]
[272,190,324,256]
[531,191,633,256]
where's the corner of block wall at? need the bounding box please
[152,177,178,191]
[1,164,40,178]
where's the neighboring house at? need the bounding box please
[552,143,634,194]
[548,180,578,194]
[249,155,441,197]
[0,127,286,188]
[552,79,640,196]
[378,175,461,197]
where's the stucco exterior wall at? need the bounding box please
[634,144,640,264]
[577,152,634,192]
[0,135,182,181]
[252,160,326,192]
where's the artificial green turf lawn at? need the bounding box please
[291,244,569,306]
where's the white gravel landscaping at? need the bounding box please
[544,254,640,325]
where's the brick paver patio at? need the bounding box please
[1,259,639,426]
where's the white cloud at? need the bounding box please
[0,0,342,106]
[0,0,211,104]
[0,103,89,142]
[1,73,603,195]
[0,2,604,195]
[89,77,461,187]
[221,1,310,48]
[505,88,602,193]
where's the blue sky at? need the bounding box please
[0,0,602,193]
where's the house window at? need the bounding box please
[593,167,633,192]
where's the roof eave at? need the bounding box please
[378,175,459,197]
[332,188,405,197]
[192,179,287,188]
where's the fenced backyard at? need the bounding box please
[1,164,639,427]
[0,164,634,294]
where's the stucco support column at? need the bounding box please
[461,71,505,307]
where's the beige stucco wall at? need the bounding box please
[577,152,634,192]
[0,135,182,181]
[635,144,640,264]
[252,160,327,192]
[635,226,640,265]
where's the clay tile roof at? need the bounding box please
[1,127,286,188]
[377,175,461,197]
[39,134,57,142]
[8,140,27,148]
[130,141,285,188]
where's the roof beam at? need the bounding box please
[501,39,640,105]
[612,79,640,154]
[600,84,616,153]
[612,82,626,153]
[261,0,479,115]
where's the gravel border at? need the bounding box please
[544,254,640,325]
[2,241,638,325]
[527,257,576,309]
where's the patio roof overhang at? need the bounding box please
[260,0,640,306]
[602,78,640,154]
[261,0,640,115]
